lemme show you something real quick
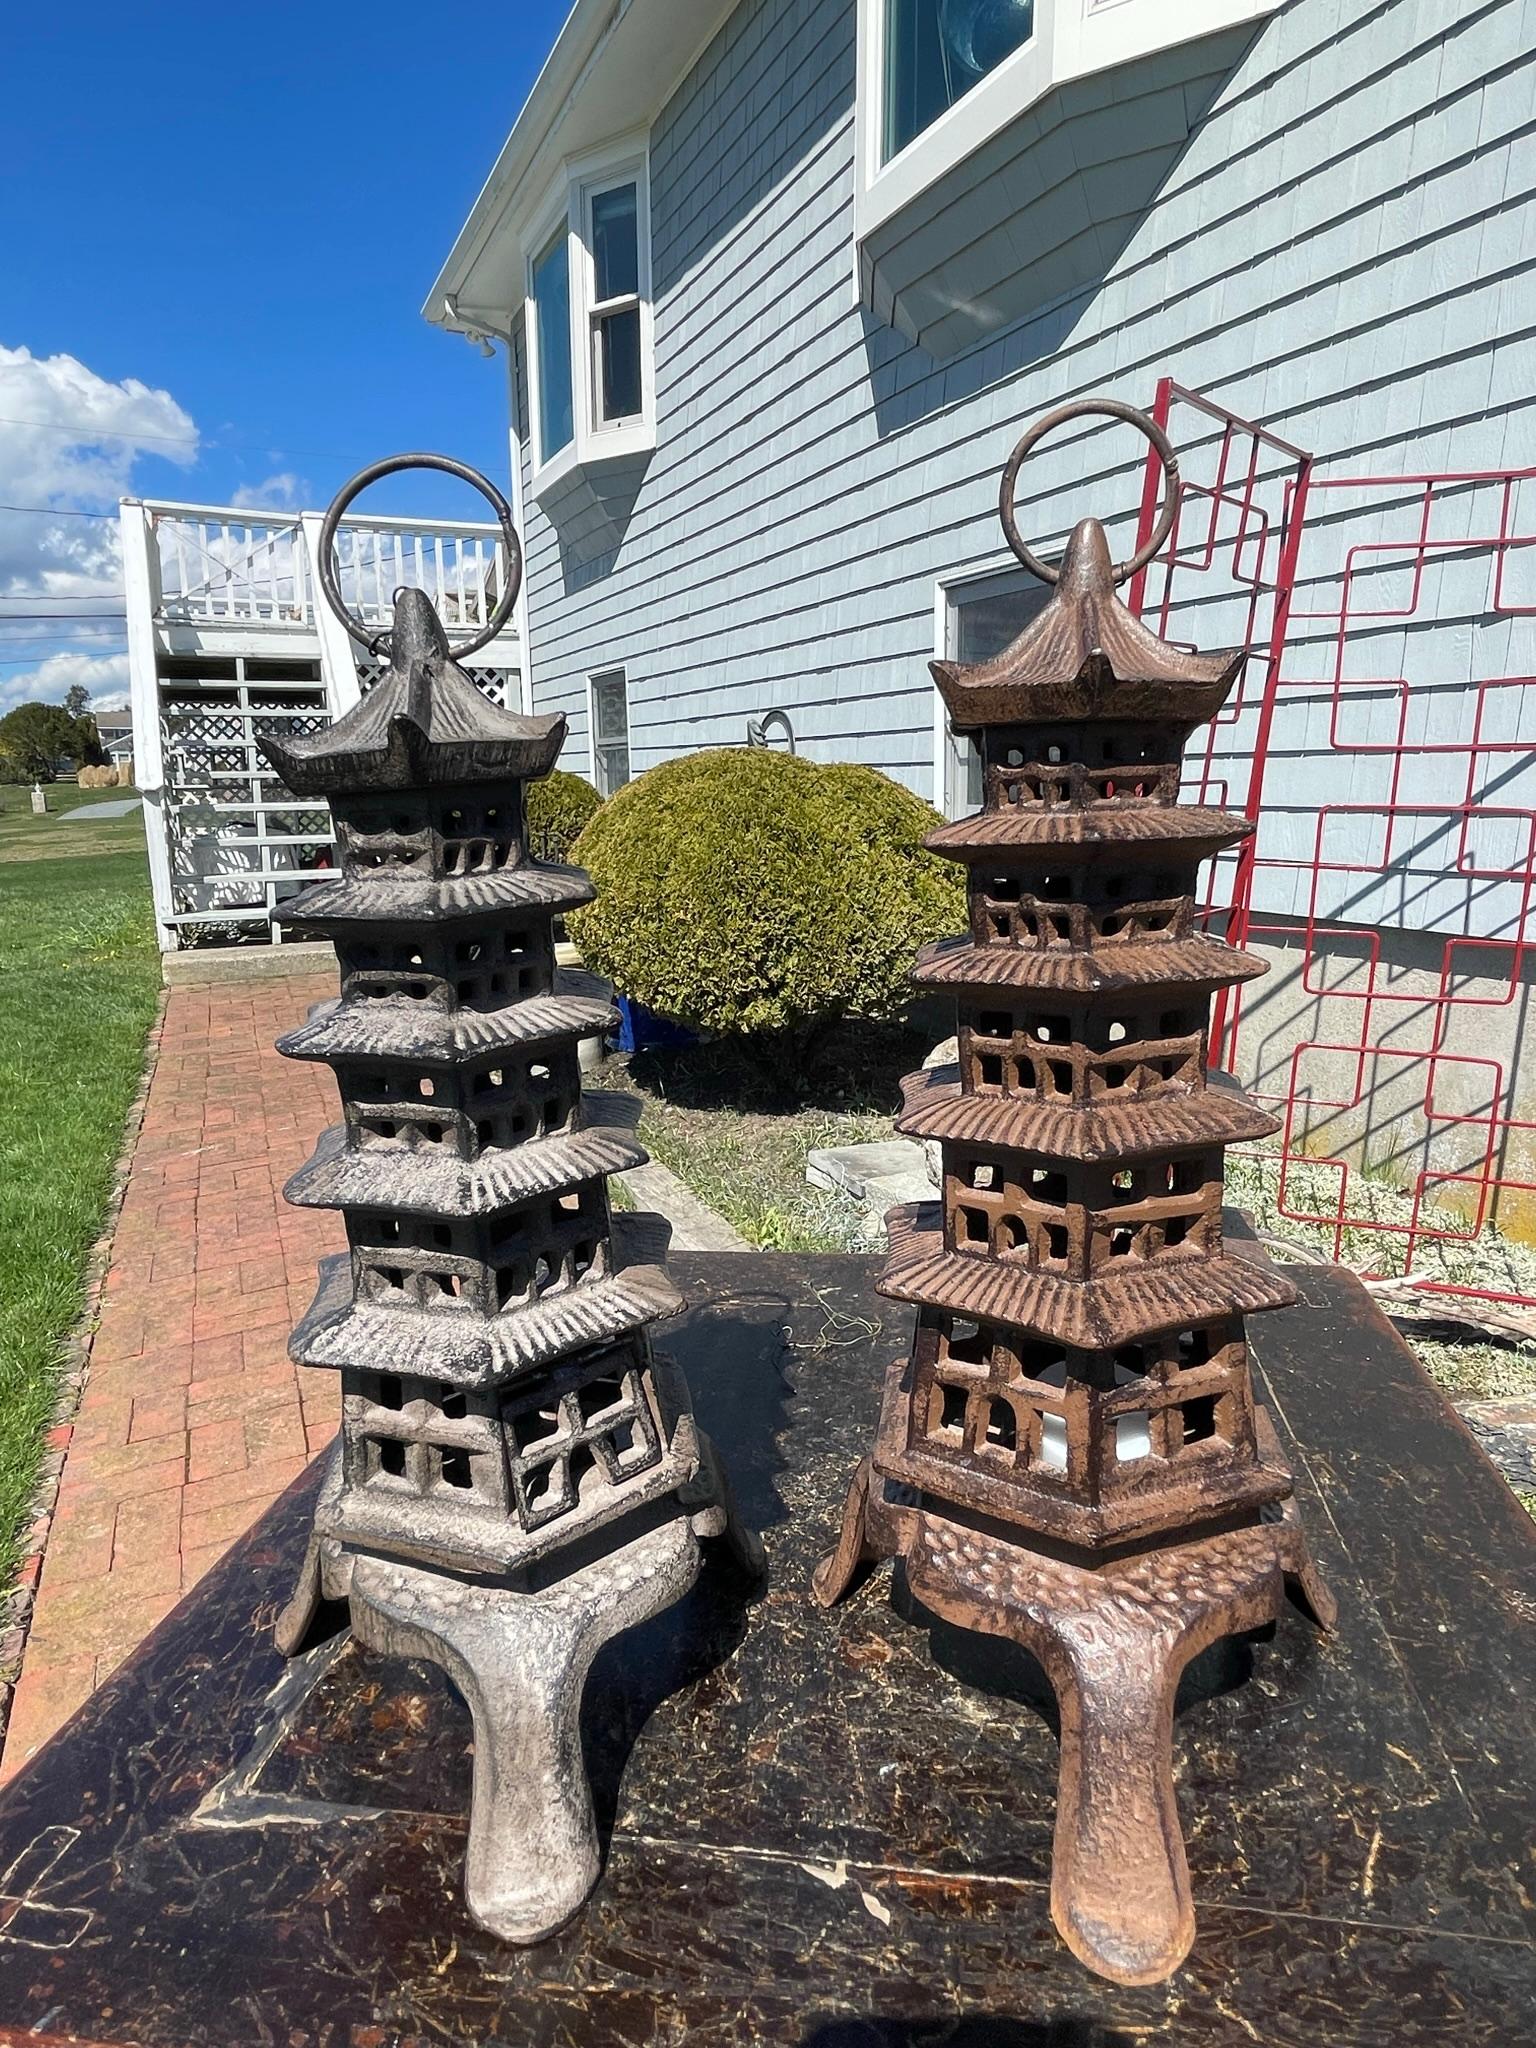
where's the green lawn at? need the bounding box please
[604,1027,922,1252]
[0,780,146,863]
[0,785,159,1583]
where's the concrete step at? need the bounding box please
[806,1139,934,1210]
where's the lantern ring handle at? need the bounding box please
[998,398,1181,587]
[317,452,523,662]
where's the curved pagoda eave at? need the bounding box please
[276,976,615,1067]
[923,806,1254,860]
[290,1249,683,1391]
[912,934,1270,998]
[274,864,596,930]
[285,1114,649,1219]
[262,590,566,797]
[878,1202,1297,1350]
[931,519,1242,733]
[895,1068,1281,1162]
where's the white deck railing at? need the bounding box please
[123,492,523,954]
[146,501,509,632]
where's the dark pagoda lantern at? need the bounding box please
[260,454,760,1945]
[815,402,1336,1986]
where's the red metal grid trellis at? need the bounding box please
[1130,378,1536,1308]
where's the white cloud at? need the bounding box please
[230,471,310,512]
[0,343,198,709]
[0,650,131,714]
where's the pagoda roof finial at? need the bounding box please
[933,400,1243,730]
[261,584,565,796]
[262,450,563,796]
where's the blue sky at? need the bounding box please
[0,0,573,709]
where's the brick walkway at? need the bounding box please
[0,975,342,1780]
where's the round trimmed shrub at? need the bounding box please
[528,767,602,864]
[570,748,965,1040]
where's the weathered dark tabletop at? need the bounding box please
[0,1253,1531,2048]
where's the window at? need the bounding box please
[855,0,1284,340]
[532,231,574,466]
[523,142,653,494]
[590,671,631,796]
[884,0,1036,162]
[589,183,643,426]
[938,566,1050,818]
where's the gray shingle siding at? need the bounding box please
[515,0,1536,931]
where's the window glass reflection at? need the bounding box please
[885,0,1036,162]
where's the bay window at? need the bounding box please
[857,0,1286,340]
[523,142,654,496]
[589,182,643,426]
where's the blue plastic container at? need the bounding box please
[612,994,698,1055]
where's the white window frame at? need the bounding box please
[854,0,1283,257]
[527,216,576,471]
[933,557,1052,819]
[522,135,655,506]
[588,667,632,797]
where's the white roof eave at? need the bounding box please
[424,0,733,334]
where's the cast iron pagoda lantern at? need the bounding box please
[815,401,1336,1986]
[261,455,760,1946]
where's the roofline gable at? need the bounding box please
[425,0,735,334]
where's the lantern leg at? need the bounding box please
[272,1531,327,1657]
[1261,1413,1339,1630]
[1038,1616,1197,1984]
[679,1425,767,1581]
[907,1509,1333,1985]
[347,1517,702,1945]
[811,1456,880,1607]
[273,1440,349,1657]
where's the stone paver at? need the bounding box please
[614,1158,749,1251]
[0,975,340,1781]
[1457,1397,1536,1493]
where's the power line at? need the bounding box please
[0,650,126,668]
[0,589,126,601]
[0,411,199,448]
[0,501,118,520]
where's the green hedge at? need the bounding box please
[570,748,964,1040]
[528,767,603,865]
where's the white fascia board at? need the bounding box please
[426,0,735,333]
[854,0,1283,251]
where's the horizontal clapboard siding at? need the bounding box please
[515,0,1536,933]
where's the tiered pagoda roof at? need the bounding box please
[865,512,1297,1538]
[261,586,687,1564]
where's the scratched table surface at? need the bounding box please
[0,1252,1530,2048]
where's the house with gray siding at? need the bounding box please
[424,0,1536,1253]
[428,0,1531,813]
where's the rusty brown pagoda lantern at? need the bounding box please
[815,401,1336,1987]
[260,455,760,1947]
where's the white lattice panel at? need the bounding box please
[158,657,336,944]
